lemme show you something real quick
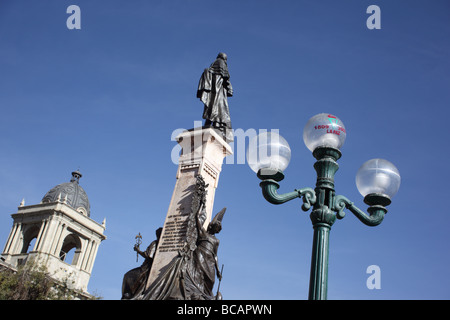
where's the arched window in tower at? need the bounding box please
[21,225,40,254]
[59,233,82,266]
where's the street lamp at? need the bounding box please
[247,113,401,300]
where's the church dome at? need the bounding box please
[42,171,90,217]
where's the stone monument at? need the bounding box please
[135,127,232,300]
[123,54,234,300]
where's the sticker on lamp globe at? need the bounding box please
[303,113,347,152]
[328,114,338,126]
[313,114,346,136]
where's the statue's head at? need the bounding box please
[208,220,222,234]
[217,52,227,61]
[209,207,226,235]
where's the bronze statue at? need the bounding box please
[121,227,162,299]
[183,206,225,300]
[138,175,225,300]
[197,53,233,141]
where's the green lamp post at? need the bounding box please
[247,113,401,300]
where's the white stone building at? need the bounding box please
[0,171,106,298]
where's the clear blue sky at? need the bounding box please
[0,0,449,300]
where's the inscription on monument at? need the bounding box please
[158,213,189,253]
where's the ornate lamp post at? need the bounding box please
[247,113,401,300]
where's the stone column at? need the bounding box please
[145,127,232,291]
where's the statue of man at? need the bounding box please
[197,53,233,141]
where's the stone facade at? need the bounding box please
[0,173,106,295]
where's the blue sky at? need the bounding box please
[0,0,449,300]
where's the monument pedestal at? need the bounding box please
[145,127,232,293]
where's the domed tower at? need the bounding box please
[0,171,106,297]
[42,170,90,217]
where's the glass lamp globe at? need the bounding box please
[303,113,347,152]
[247,131,291,175]
[356,158,401,198]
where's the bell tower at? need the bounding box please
[0,171,106,296]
